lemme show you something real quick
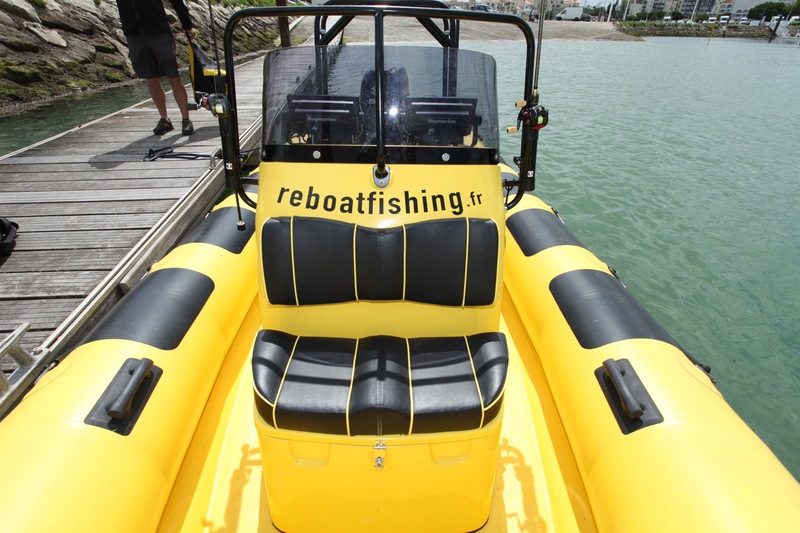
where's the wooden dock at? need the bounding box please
[0,57,265,400]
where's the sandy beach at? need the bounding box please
[293,17,641,43]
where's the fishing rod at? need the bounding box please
[505,0,548,210]
[203,0,252,228]
[207,0,224,88]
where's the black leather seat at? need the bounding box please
[261,216,499,306]
[253,330,507,436]
[253,215,508,436]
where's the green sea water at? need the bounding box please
[2,36,798,481]
[486,36,800,480]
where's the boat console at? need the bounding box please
[243,5,525,530]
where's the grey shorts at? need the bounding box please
[127,33,180,79]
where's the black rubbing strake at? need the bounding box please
[507,208,584,257]
[176,206,256,254]
[83,268,214,350]
[550,269,678,350]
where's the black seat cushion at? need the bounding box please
[261,216,499,307]
[253,330,508,436]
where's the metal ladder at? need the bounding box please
[0,323,40,419]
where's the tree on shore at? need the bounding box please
[748,2,789,19]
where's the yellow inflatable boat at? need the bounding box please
[1,3,798,532]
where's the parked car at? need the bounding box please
[719,15,730,24]
[472,4,495,13]
[706,16,717,24]
[555,7,583,20]
[739,17,749,24]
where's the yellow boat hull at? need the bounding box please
[1,186,799,533]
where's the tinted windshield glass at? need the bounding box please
[262,44,498,165]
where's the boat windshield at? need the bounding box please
[262,44,499,165]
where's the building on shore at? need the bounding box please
[709,0,793,20]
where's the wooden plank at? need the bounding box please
[7,212,162,232]
[0,298,83,332]
[0,188,186,204]
[0,271,105,299]
[11,229,141,250]
[25,135,224,152]
[3,178,198,193]
[28,139,225,153]
[0,249,123,273]
[0,161,216,173]
[0,200,176,218]
[0,154,218,165]
[0,168,203,182]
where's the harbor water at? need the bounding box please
[2,36,798,481]
[488,36,800,480]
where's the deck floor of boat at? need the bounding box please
[158,297,583,533]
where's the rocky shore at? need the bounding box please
[0,0,283,117]
[615,21,775,39]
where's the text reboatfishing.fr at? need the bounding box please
[275,186,484,216]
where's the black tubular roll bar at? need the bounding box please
[314,0,460,48]
[219,3,538,209]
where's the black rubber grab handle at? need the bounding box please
[602,358,643,419]
[108,358,154,419]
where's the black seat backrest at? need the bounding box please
[261,216,499,307]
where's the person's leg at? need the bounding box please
[147,78,169,120]
[167,77,191,121]
[147,77,174,134]
[168,77,193,135]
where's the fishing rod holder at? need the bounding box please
[507,102,548,195]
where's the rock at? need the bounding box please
[1,63,44,84]
[60,5,103,34]
[96,52,126,70]
[41,0,63,14]
[0,0,282,115]
[59,0,99,17]
[39,9,94,34]
[0,9,16,28]
[92,38,119,55]
[0,26,40,52]
[0,0,40,23]
[33,57,60,75]
[24,22,68,47]
[59,33,97,64]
